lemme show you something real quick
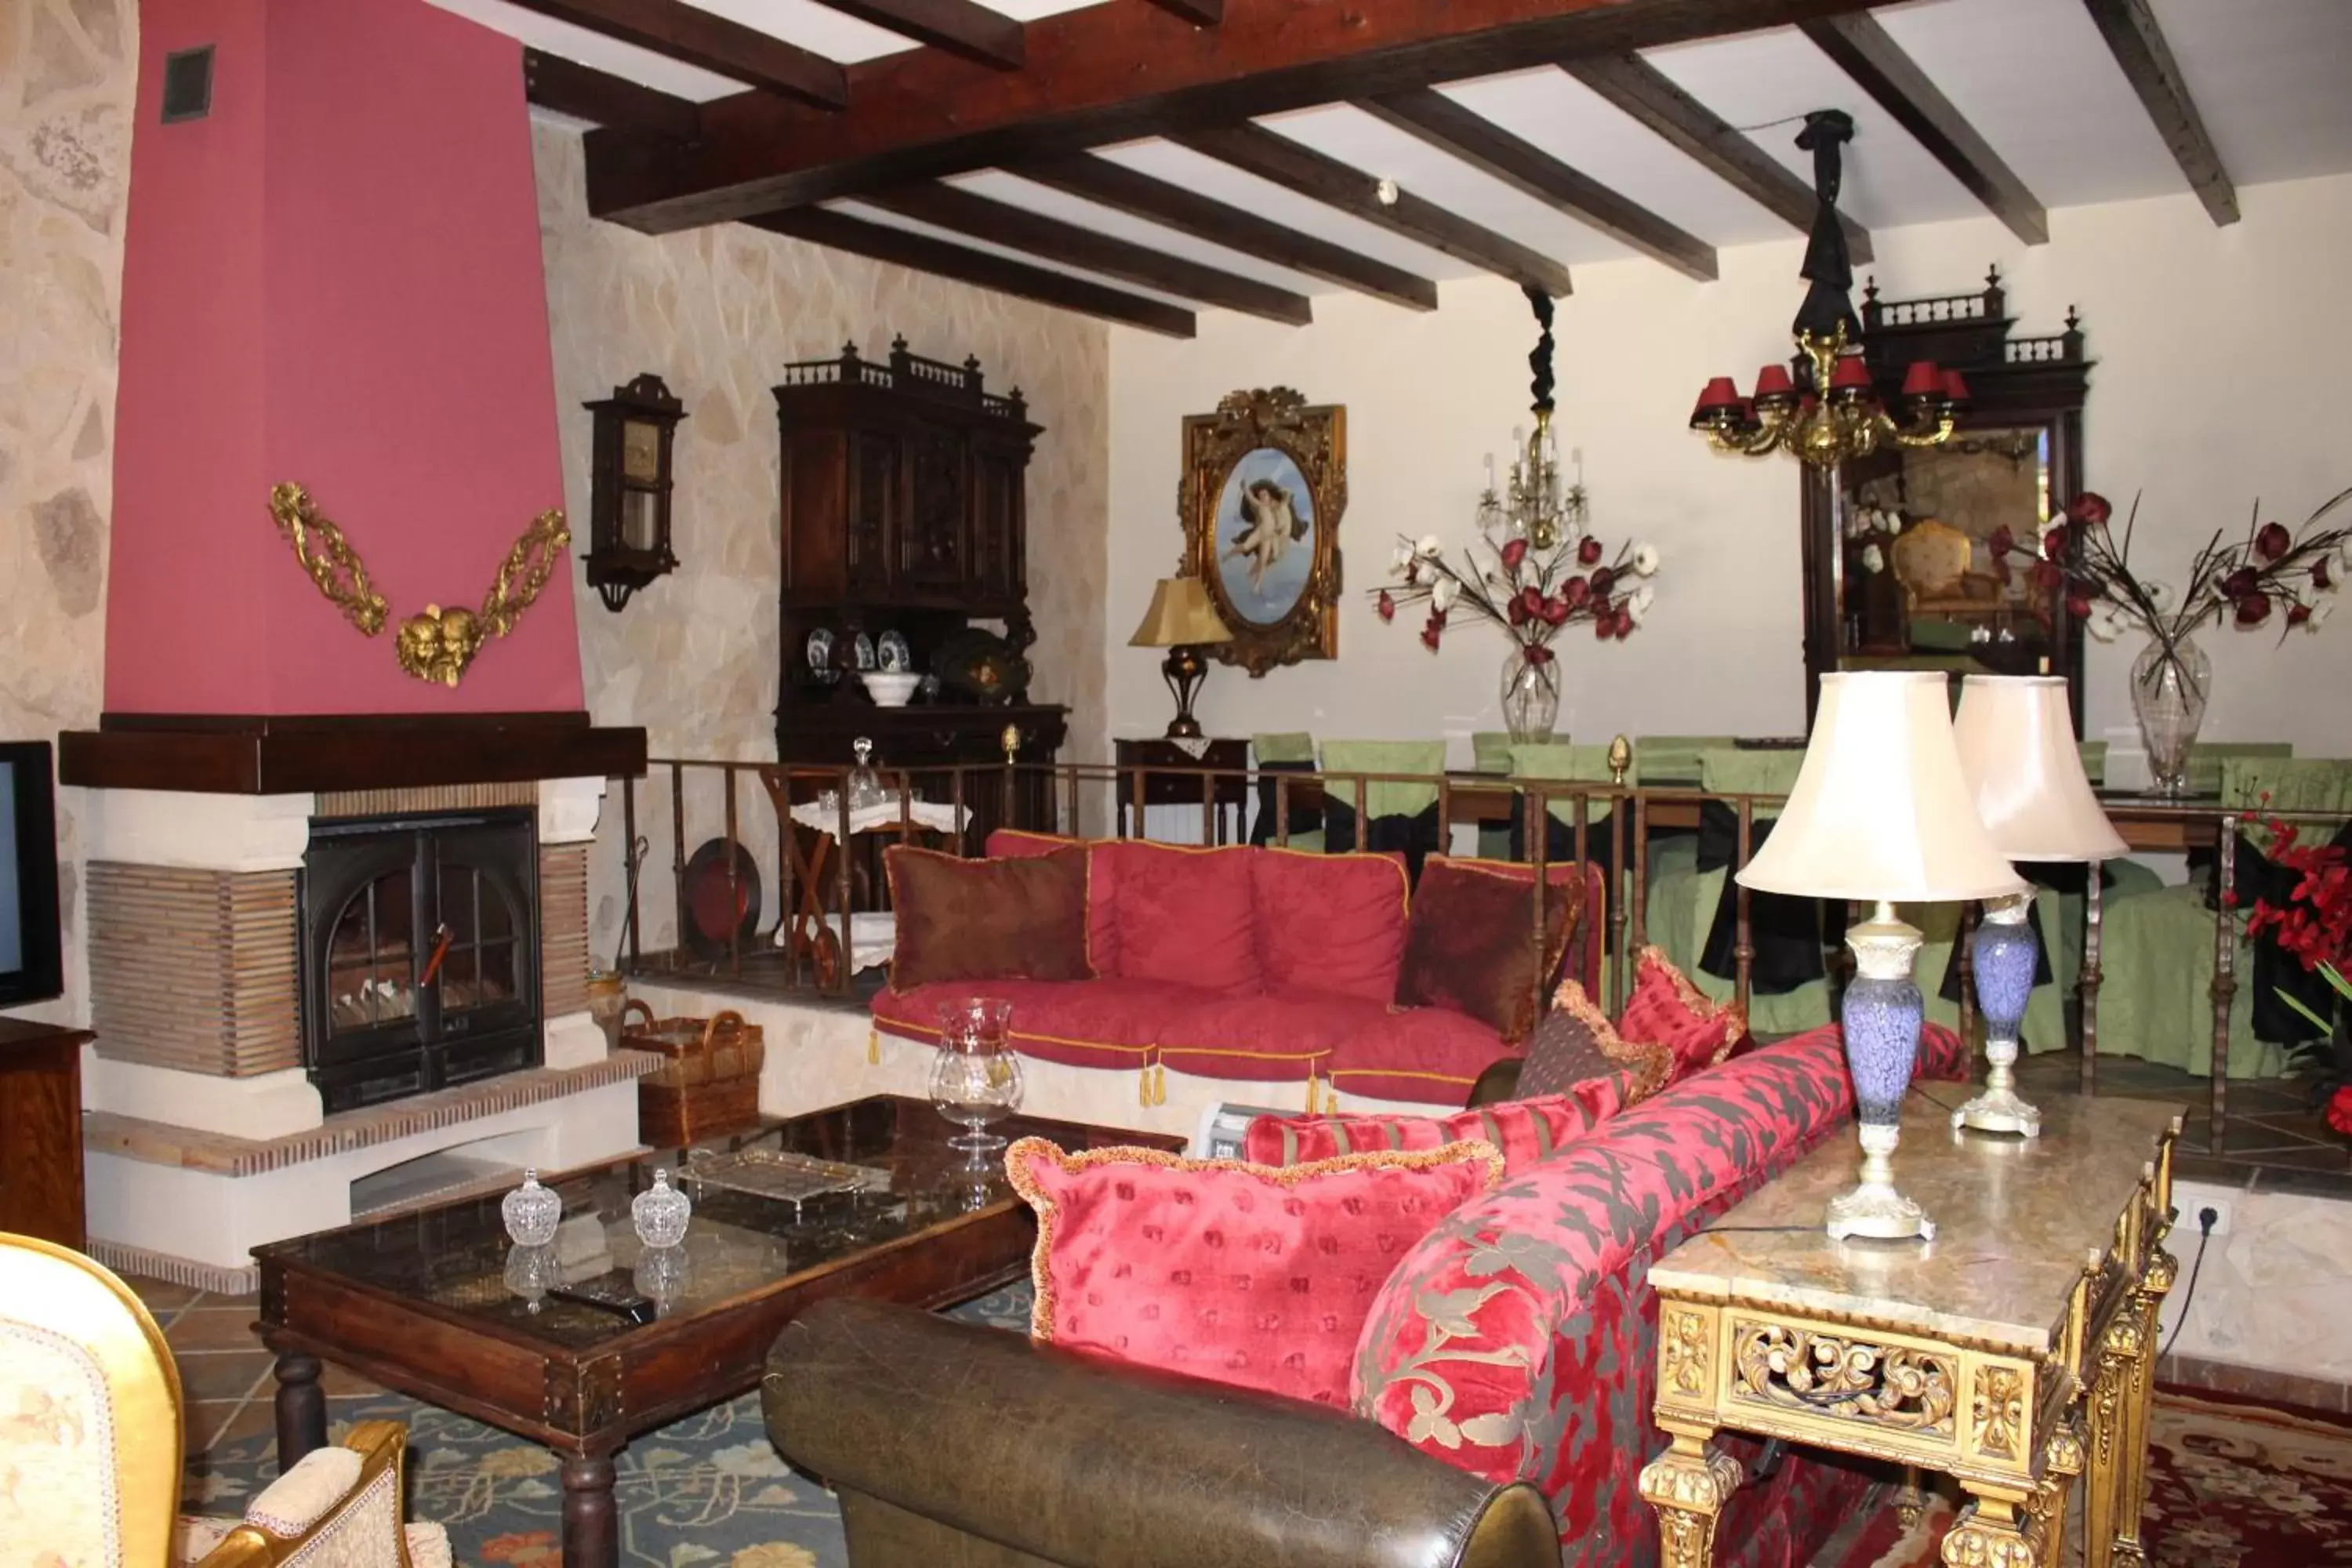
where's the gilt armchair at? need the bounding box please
[1890,518,2009,625]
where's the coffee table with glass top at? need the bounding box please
[254,1095,1174,1568]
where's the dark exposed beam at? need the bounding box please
[1563,53,1872,263]
[1801,13,2048,245]
[522,49,702,140]
[811,0,1025,71]
[1010,153,1437,310]
[862,184,1312,324]
[583,0,1896,233]
[1142,0,1223,22]
[2080,0,2237,226]
[499,0,848,111]
[1359,87,1716,281]
[749,209,1196,336]
[1174,123,1573,297]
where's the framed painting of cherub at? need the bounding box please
[1180,388,1346,676]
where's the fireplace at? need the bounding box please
[299,809,543,1112]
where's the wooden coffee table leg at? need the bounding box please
[273,1353,327,1468]
[561,1451,620,1568]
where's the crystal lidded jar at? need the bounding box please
[501,1169,561,1247]
[631,1167,692,1249]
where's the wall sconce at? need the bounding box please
[583,373,686,612]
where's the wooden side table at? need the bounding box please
[0,1018,92,1250]
[1112,737,1248,841]
[1639,1092,2183,1568]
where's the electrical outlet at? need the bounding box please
[2195,1199,2232,1238]
[2174,1181,2236,1240]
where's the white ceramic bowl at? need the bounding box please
[861,671,923,707]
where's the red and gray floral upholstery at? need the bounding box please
[1349,1021,1968,1566]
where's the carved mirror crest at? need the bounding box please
[1181,387,1346,676]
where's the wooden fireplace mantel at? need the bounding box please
[60,711,648,794]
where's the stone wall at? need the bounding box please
[0,0,133,1026]
[532,123,1111,961]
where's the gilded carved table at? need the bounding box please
[1639,1093,2183,1568]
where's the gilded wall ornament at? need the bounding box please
[1179,387,1345,677]
[268,482,570,688]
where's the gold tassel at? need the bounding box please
[1304,1076,1319,1113]
[1139,1066,1150,1107]
[867,1027,879,1065]
[1156,1064,1168,1105]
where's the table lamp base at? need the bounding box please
[1826,1123,1939,1241]
[1954,891,2042,1138]
[1831,905,1937,1243]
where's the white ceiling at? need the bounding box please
[434,0,2352,307]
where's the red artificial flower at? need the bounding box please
[2066,593,2093,619]
[2256,521,2293,561]
[1593,612,1615,641]
[1539,594,1570,627]
[2069,492,2113,527]
[1376,590,1396,622]
[1988,524,2015,562]
[2033,560,2065,591]
[1499,538,1529,573]
[2235,591,2272,628]
[1589,565,1617,597]
[1577,537,1604,566]
[2318,556,2336,590]
[2221,888,2241,910]
[1420,612,1446,651]
[2289,601,2314,627]
[1563,575,1592,608]
[1519,585,1545,619]
[1613,610,1634,640]
[1523,642,1555,667]
[2330,1085,2352,1140]
[2222,566,2259,599]
[2042,526,2070,558]
[1507,593,1530,626]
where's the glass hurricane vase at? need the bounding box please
[2129,632,2210,797]
[1500,646,1560,743]
[931,997,1022,1170]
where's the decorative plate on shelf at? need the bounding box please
[852,632,877,671]
[681,837,762,962]
[804,627,835,674]
[877,630,913,673]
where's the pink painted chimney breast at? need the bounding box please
[107,0,582,716]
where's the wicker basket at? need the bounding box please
[624,1002,767,1148]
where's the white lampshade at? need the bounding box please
[1951,676,2127,862]
[1738,671,2028,903]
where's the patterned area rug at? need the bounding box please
[180,1285,1032,1568]
[1819,1387,2352,1568]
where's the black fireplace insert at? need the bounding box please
[299,810,542,1112]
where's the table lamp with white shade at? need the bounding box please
[1738,671,2029,1240]
[1949,674,2127,1138]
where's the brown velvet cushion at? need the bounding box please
[885,845,1091,993]
[1392,859,1576,1044]
[1518,977,1673,1106]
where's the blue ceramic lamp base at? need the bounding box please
[1954,891,2042,1138]
[1828,902,1936,1243]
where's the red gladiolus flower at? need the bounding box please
[2256,521,2292,561]
[2069,492,2113,527]
[2222,566,2259,599]
[1578,537,1604,566]
[2289,602,2314,626]
[1539,594,1570,627]
[1377,590,1396,622]
[2235,591,2272,628]
[1563,575,1592,608]
[1589,566,1617,597]
[1500,538,1529,572]
[1523,642,1555,667]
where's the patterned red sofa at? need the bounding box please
[870,830,1607,1111]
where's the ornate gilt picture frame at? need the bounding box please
[1181,387,1346,676]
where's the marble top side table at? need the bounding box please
[1639,1091,2183,1568]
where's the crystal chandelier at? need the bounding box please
[1479,288,1584,551]
[1687,111,1963,468]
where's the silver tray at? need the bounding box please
[684,1147,894,1205]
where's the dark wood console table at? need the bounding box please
[0,1018,91,1249]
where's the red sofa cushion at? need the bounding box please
[1325,1005,1510,1106]
[1618,946,1748,1083]
[1097,840,1261,993]
[873,978,1198,1076]
[1007,1135,1504,1410]
[1153,989,1388,1087]
[985,829,1119,977]
[1241,1088,1623,1174]
[1247,849,1410,1003]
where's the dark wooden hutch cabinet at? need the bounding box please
[772,338,1066,837]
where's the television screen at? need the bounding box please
[0,741,63,1007]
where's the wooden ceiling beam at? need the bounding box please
[1563,53,1872,263]
[583,0,1896,233]
[1359,87,1716,281]
[499,0,848,110]
[1172,123,1573,297]
[1010,153,1437,310]
[1141,0,1223,23]
[1801,13,2048,245]
[748,209,1196,336]
[523,49,702,139]
[2079,0,2236,226]
[862,183,1312,325]
[811,0,1025,71]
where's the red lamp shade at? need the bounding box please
[1828,355,1874,394]
[1690,375,1742,429]
[1753,364,1797,403]
[1943,369,1971,405]
[1900,360,1944,399]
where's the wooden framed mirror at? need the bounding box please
[1799,269,2093,728]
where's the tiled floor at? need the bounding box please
[129,1277,385,1471]
[2015,1047,2352,1196]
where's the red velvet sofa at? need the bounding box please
[871,831,1606,1110]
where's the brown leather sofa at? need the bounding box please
[764,1298,1562,1568]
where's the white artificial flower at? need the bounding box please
[1632,543,1661,576]
[1431,576,1459,613]
[2308,598,2335,632]
[1627,585,1657,623]
[2085,604,2124,643]
[2144,579,2176,613]
[1390,543,1415,575]
[1415,533,1444,559]
[1861,544,1885,575]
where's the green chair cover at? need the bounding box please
[1251,732,1316,765]
[1319,740,1445,825]
[2181,741,2292,799]
[1508,742,1628,829]
[1470,731,1519,776]
[1632,736,1730,788]
[2078,740,2109,789]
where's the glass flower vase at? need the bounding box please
[1500,647,1560,743]
[2129,632,2209,797]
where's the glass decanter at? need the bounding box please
[846,736,889,811]
[501,1169,561,1247]
[630,1167,693,1248]
[930,997,1022,1169]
